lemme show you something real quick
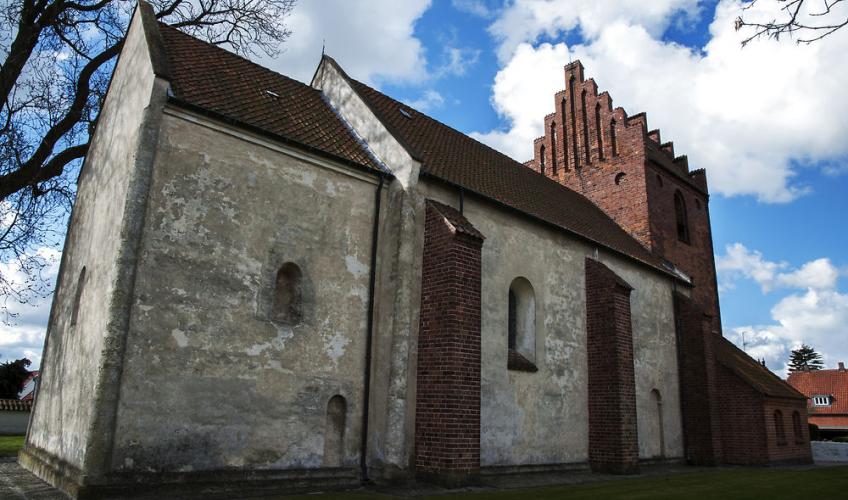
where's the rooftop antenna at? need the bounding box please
[321,38,325,58]
[741,331,747,352]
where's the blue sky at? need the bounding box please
[2,0,847,375]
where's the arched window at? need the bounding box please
[560,98,569,169]
[550,122,558,175]
[774,410,787,445]
[71,266,86,327]
[581,90,590,164]
[272,262,303,325]
[568,78,579,169]
[609,119,618,156]
[324,395,346,466]
[539,145,546,176]
[792,411,804,443]
[674,190,690,244]
[507,277,537,372]
[595,103,604,160]
[651,389,665,458]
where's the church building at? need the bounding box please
[21,4,812,498]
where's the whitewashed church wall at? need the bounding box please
[418,179,684,467]
[25,13,163,470]
[110,109,380,473]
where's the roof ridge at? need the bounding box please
[157,23,322,97]
[347,76,533,174]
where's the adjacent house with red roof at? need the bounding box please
[788,362,848,438]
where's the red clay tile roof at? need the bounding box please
[714,337,806,399]
[325,60,669,275]
[788,368,848,416]
[157,25,379,171]
[428,200,485,240]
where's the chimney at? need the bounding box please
[839,362,845,371]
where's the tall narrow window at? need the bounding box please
[324,395,347,467]
[610,119,618,156]
[272,262,303,325]
[539,145,546,176]
[560,98,569,169]
[550,122,558,175]
[792,411,804,443]
[774,410,786,445]
[674,190,690,244]
[508,288,517,350]
[595,103,604,161]
[651,389,665,458]
[71,266,86,327]
[569,78,579,169]
[581,90,590,164]
[507,277,537,372]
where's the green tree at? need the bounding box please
[788,344,825,372]
[0,357,31,398]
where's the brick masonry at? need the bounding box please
[527,60,811,468]
[585,258,639,474]
[674,292,722,465]
[527,61,720,332]
[414,200,484,483]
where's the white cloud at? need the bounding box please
[405,89,445,111]
[730,288,848,375]
[451,0,495,18]
[0,247,59,369]
[489,0,700,62]
[260,0,432,85]
[716,243,840,293]
[473,0,848,202]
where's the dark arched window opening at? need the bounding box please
[272,262,303,325]
[792,411,804,443]
[71,266,86,327]
[507,277,537,372]
[614,172,626,185]
[595,103,604,160]
[774,410,787,445]
[652,389,665,458]
[610,119,618,156]
[324,395,346,466]
[508,288,517,350]
[569,78,579,169]
[674,190,690,244]
[581,90,590,164]
[560,98,569,169]
[539,145,546,176]
[550,122,558,175]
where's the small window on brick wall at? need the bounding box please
[792,411,804,443]
[674,190,691,244]
[774,410,787,446]
[507,277,537,372]
[272,262,303,325]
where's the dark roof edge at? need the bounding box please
[717,338,807,400]
[138,1,172,79]
[419,171,688,285]
[166,96,393,181]
[318,55,424,164]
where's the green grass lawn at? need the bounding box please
[0,435,25,457]
[287,465,848,499]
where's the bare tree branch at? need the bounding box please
[736,0,848,46]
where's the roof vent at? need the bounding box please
[265,90,280,98]
[399,108,412,119]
